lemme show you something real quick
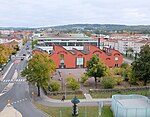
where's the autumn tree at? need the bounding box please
[132,45,150,86]
[21,53,56,96]
[86,55,109,88]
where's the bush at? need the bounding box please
[120,63,129,69]
[66,76,80,91]
[49,80,60,91]
[113,68,122,75]
[101,76,116,89]
[80,73,88,83]
[113,75,123,85]
[83,80,90,86]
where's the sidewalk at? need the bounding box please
[33,87,112,107]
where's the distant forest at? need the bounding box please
[50,24,150,34]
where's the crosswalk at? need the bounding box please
[0,79,26,84]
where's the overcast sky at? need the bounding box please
[0,0,150,27]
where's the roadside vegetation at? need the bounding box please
[21,53,56,96]
[0,43,20,69]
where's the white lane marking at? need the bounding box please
[1,63,14,81]
[11,98,28,105]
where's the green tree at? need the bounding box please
[21,53,56,96]
[86,55,109,88]
[120,63,129,69]
[49,80,60,91]
[126,47,134,58]
[66,76,80,91]
[32,40,38,49]
[132,45,150,86]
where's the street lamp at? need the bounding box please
[71,96,80,116]
[65,83,67,98]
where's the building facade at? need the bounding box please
[34,44,123,69]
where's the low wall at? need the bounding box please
[89,86,150,94]
[42,87,82,96]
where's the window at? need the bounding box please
[115,57,118,61]
[76,42,83,46]
[60,54,64,64]
[68,42,75,46]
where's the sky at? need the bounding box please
[0,0,150,27]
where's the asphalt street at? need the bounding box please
[0,41,48,117]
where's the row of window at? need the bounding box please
[44,42,98,46]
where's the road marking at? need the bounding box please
[11,98,28,105]
[1,63,14,81]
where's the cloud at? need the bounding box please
[0,0,150,27]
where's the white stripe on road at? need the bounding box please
[1,63,14,81]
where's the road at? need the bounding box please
[0,41,48,117]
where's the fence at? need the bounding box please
[111,94,150,117]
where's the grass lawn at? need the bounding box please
[91,90,149,98]
[48,94,85,100]
[34,103,114,117]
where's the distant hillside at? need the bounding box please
[50,24,150,34]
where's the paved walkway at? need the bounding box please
[54,69,93,100]
[29,85,111,107]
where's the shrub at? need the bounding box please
[66,76,80,91]
[113,75,123,85]
[113,68,122,75]
[80,73,88,83]
[49,80,60,91]
[101,76,116,89]
[120,63,129,69]
[83,80,90,86]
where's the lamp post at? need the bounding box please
[71,96,80,116]
[65,83,67,98]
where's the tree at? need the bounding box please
[132,45,150,86]
[21,53,56,96]
[86,55,109,88]
[85,32,91,37]
[32,40,38,49]
[0,44,13,65]
[66,76,80,91]
[126,47,134,58]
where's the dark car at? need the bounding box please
[21,57,24,61]
[23,53,26,56]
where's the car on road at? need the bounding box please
[21,57,24,61]
[23,53,26,56]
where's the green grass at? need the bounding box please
[101,106,114,117]
[34,102,113,117]
[48,94,85,100]
[91,90,149,98]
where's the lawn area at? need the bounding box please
[91,90,149,98]
[34,103,113,117]
[48,94,85,100]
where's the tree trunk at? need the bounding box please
[144,78,147,86]
[37,85,40,96]
[94,77,97,88]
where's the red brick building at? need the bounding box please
[34,44,123,68]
